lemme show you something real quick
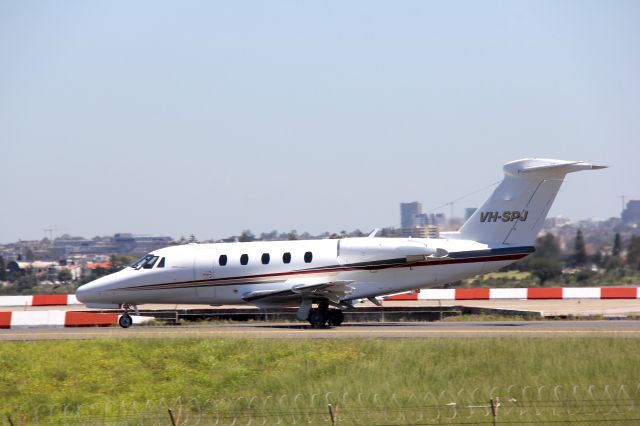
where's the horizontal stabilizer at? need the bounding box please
[457,158,606,246]
[508,159,607,177]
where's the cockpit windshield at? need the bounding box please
[130,254,159,270]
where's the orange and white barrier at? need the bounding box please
[0,311,153,329]
[385,287,640,301]
[0,294,82,307]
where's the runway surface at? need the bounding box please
[2,320,640,341]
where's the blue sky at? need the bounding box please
[1,1,639,242]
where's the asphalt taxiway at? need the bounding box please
[2,320,640,341]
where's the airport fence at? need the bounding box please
[3,383,640,425]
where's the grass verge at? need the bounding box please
[1,337,639,424]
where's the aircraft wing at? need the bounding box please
[242,279,355,306]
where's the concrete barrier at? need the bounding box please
[0,311,153,329]
[386,287,640,301]
[0,294,83,307]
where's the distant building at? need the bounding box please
[113,233,136,252]
[52,236,114,257]
[7,260,60,280]
[400,225,439,239]
[433,213,446,226]
[400,202,423,229]
[83,261,113,278]
[51,233,173,257]
[544,216,572,229]
[400,203,446,226]
[464,208,477,221]
[622,200,640,225]
[413,213,429,226]
[130,235,173,254]
[400,202,445,237]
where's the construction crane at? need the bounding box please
[620,195,628,213]
[43,228,63,240]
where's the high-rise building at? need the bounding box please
[400,202,443,238]
[622,200,640,225]
[414,213,428,227]
[400,202,423,228]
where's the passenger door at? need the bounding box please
[194,249,216,301]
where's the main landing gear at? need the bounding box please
[307,304,344,328]
[295,300,346,328]
[118,304,137,328]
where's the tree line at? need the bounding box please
[512,231,640,285]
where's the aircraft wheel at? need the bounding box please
[307,309,327,327]
[119,314,133,328]
[327,309,344,326]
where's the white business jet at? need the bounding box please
[76,158,605,328]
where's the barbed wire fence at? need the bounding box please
[3,383,640,425]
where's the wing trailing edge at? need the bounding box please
[242,279,355,305]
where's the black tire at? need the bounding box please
[327,309,344,326]
[307,309,327,327]
[119,314,133,328]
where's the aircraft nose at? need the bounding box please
[76,276,109,303]
[75,281,96,303]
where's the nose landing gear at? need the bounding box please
[118,314,133,328]
[118,304,137,328]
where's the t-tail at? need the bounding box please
[456,158,606,246]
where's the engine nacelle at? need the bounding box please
[337,238,448,265]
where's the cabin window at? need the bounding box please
[261,253,270,264]
[283,252,291,264]
[130,254,154,270]
[157,257,165,268]
[142,256,159,269]
[219,255,227,266]
[304,251,313,263]
[240,254,249,265]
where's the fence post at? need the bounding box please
[490,397,499,425]
[328,404,337,426]
[168,408,177,426]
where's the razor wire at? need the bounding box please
[3,383,640,425]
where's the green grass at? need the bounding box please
[478,271,532,280]
[1,338,639,424]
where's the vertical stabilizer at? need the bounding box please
[457,158,606,246]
